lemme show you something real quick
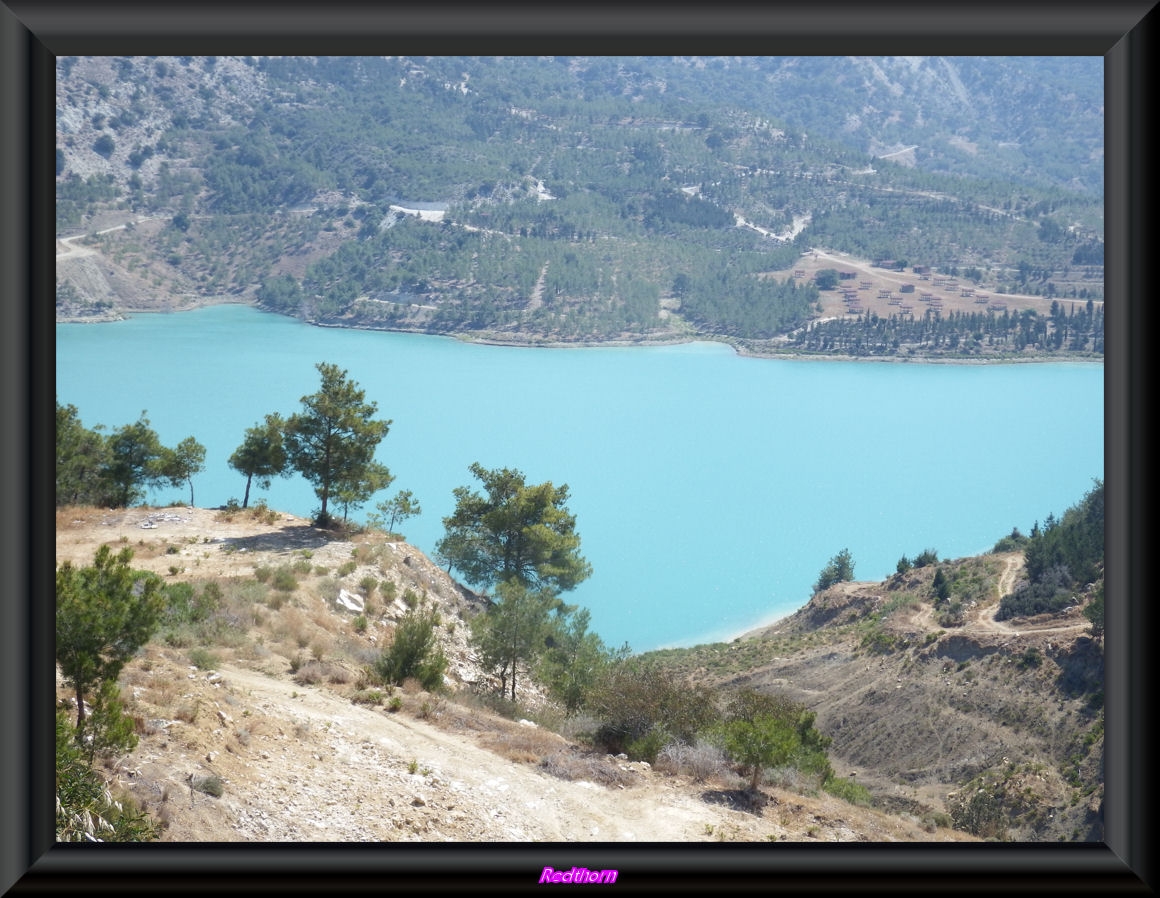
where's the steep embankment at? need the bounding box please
[655,554,1104,842]
[56,505,975,843]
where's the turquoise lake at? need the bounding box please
[56,304,1104,653]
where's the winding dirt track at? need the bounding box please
[907,553,1089,638]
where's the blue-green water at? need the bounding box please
[56,304,1104,653]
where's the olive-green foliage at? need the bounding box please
[188,647,220,670]
[56,402,198,509]
[823,776,873,806]
[374,608,447,690]
[56,546,164,739]
[228,413,289,509]
[1084,580,1104,638]
[283,362,392,527]
[709,689,834,791]
[436,463,591,595]
[83,680,140,761]
[948,780,1008,840]
[932,567,951,602]
[162,580,221,625]
[814,548,855,594]
[586,660,720,759]
[999,480,1104,621]
[859,627,902,655]
[913,548,940,568]
[536,607,622,714]
[56,711,157,842]
[191,775,225,798]
[992,527,1030,553]
[271,565,299,592]
[469,579,560,703]
[56,401,116,507]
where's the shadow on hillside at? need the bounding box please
[219,525,334,555]
[700,788,771,816]
[1055,635,1104,699]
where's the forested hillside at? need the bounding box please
[56,55,1104,355]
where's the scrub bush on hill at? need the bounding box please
[813,548,855,594]
[586,661,720,761]
[374,608,447,691]
[706,689,834,792]
[56,711,157,842]
[57,545,164,739]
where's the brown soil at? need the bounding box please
[56,505,976,843]
[788,250,1099,325]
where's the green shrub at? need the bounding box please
[823,776,873,806]
[337,560,357,577]
[56,711,157,842]
[188,647,219,670]
[191,775,224,798]
[624,727,669,764]
[253,565,272,583]
[353,614,368,634]
[913,548,939,568]
[162,581,196,624]
[1017,646,1044,669]
[813,548,855,594]
[374,608,447,690]
[587,660,720,756]
[938,600,965,628]
[859,628,898,655]
[271,565,298,592]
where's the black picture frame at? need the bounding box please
[3,3,1153,893]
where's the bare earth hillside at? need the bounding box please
[661,559,1105,842]
[55,505,978,845]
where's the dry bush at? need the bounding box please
[479,724,564,764]
[655,739,730,783]
[309,635,333,662]
[400,677,426,696]
[428,700,503,734]
[273,607,310,648]
[293,659,355,686]
[326,664,356,685]
[145,678,178,709]
[539,748,639,788]
[308,606,340,634]
[293,660,335,685]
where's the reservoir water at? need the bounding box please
[56,304,1104,653]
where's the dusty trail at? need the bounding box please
[150,661,743,843]
[905,553,1089,638]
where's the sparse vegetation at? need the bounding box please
[374,608,447,691]
[51,471,1103,844]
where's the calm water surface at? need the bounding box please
[56,304,1104,652]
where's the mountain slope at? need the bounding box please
[55,505,977,843]
[55,55,1104,353]
[55,504,1100,843]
